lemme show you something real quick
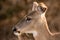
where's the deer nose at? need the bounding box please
[13,27,17,32]
[12,27,20,33]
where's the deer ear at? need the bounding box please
[32,2,48,13]
[32,2,39,11]
[38,3,48,13]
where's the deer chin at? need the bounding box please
[24,30,38,37]
[14,31,21,36]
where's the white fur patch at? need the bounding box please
[14,32,21,36]
[25,31,38,37]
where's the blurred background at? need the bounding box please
[0,0,60,40]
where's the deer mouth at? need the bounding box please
[13,31,35,40]
[13,30,21,36]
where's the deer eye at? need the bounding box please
[26,17,32,22]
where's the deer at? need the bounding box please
[12,2,60,40]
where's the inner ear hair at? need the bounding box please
[39,2,47,13]
[40,6,47,12]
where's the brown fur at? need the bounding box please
[13,2,60,40]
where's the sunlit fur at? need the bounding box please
[13,2,60,40]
